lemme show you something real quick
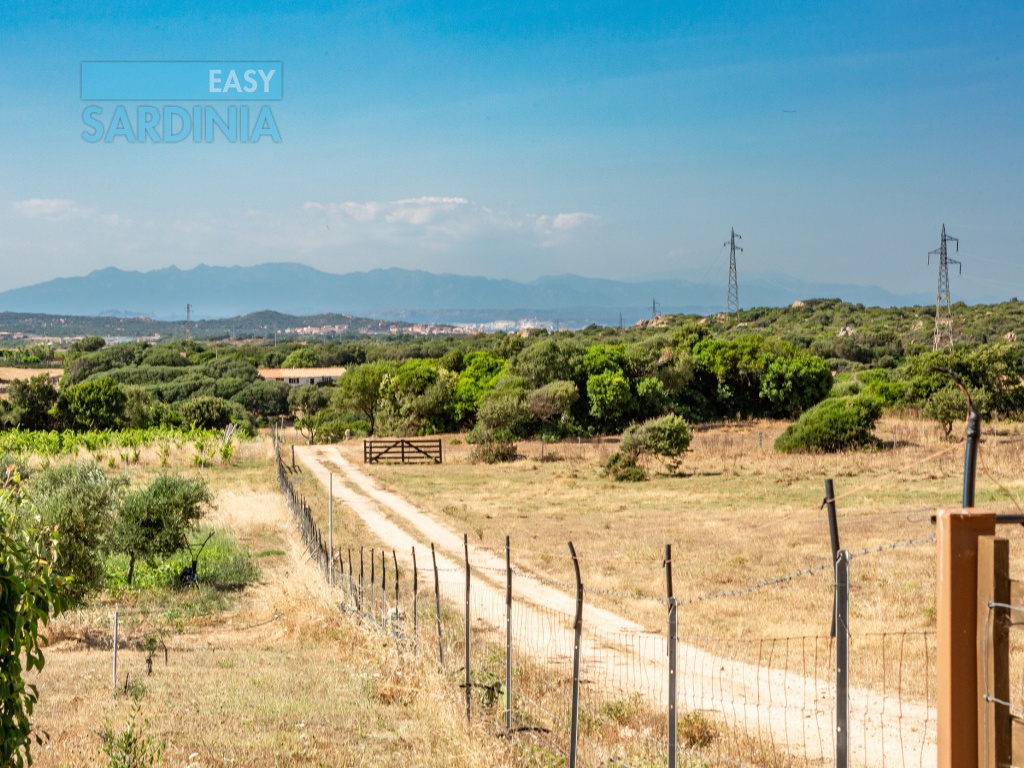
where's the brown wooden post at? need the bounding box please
[936,508,995,768]
[977,536,1010,768]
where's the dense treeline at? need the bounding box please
[2,297,1024,445]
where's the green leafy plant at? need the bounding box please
[0,467,66,766]
[774,395,883,453]
[97,706,164,768]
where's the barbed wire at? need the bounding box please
[847,533,937,560]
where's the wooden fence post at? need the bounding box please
[464,533,471,723]
[936,508,995,768]
[977,535,1010,768]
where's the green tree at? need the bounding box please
[113,475,213,586]
[52,378,127,430]
[32,462,125,605]
[452,351,505,425]
[512,338,583,388]
[280,347,321,369]
[526,380,579,432]
[176,396,234,429]
[231,380,290,420]
[586,370,633,429]
[6,375,57,431]
[377,359,456,435]
[0,468,66,766]
[474,375,532,441]
[332,361,394,434]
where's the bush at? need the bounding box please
[774,395,883,453]
[606,413,692,481]
[604,450,646,481]
[470,440,519,464]
[31,461,126,605]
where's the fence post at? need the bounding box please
[568,541,583,768]
[825,479,841,638]
[505,535,512,733]
[112,606,119,696]
[936,508,996,768]
[291,443,295,471]
[328,472,334,588]
[835,550,850,768]
[381,549,387,619]
[666,544,677,768]
[977,535,1010,768]
[371,548,376,621]
[348,547,354,605]
[359,546,364,613]
[412,546,419,641]
[392,549,399,612]
[464,533,471,723]
[432,543,444,666]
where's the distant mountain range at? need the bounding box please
[0,263,933,328]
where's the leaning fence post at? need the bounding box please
[412,546,419,641]
[328,472,334,587]
[666,544,677,768]
[464,533,471,723]
[371,548,377,621]
[825,478,841,638]
[359,546,365,613]
[112,606,119,696]
[835,550,850,768]
[568,541,583,768]
[381,549,387,619]
[432,543,444,666]
[505,535,513,733]
[392,549,399,613]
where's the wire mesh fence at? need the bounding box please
[274,439,940,767]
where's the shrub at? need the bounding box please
[774,395,883,453]
[470,440,518,464]
[606,413,692,481]
[31,461,127,605]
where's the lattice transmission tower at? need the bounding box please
[928,224,960,351]
[724,228,743,315]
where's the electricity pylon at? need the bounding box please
[724,228,743,315]
[928,224,960,351]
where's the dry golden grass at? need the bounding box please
[28,441,527,768]
[0,366,63,381]
[330,418,1024,667]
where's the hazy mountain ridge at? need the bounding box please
[0,263,931,327]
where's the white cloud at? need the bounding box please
[12,198,87,221]
[302,196,597,248]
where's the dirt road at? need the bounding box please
[296,445,937,767]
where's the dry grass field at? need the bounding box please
[23,414,1024,766]
[28,440,526,768]
[328,417,1024,648]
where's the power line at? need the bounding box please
[724,227,743,315]
[928,224,960,351]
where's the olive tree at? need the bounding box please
[113,475,213,586]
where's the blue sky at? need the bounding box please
[2,1,1023,306]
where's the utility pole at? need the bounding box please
[928,224,960,351]
[185,304,192,343]
[724,228,743,315]
[651,298,659,318]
